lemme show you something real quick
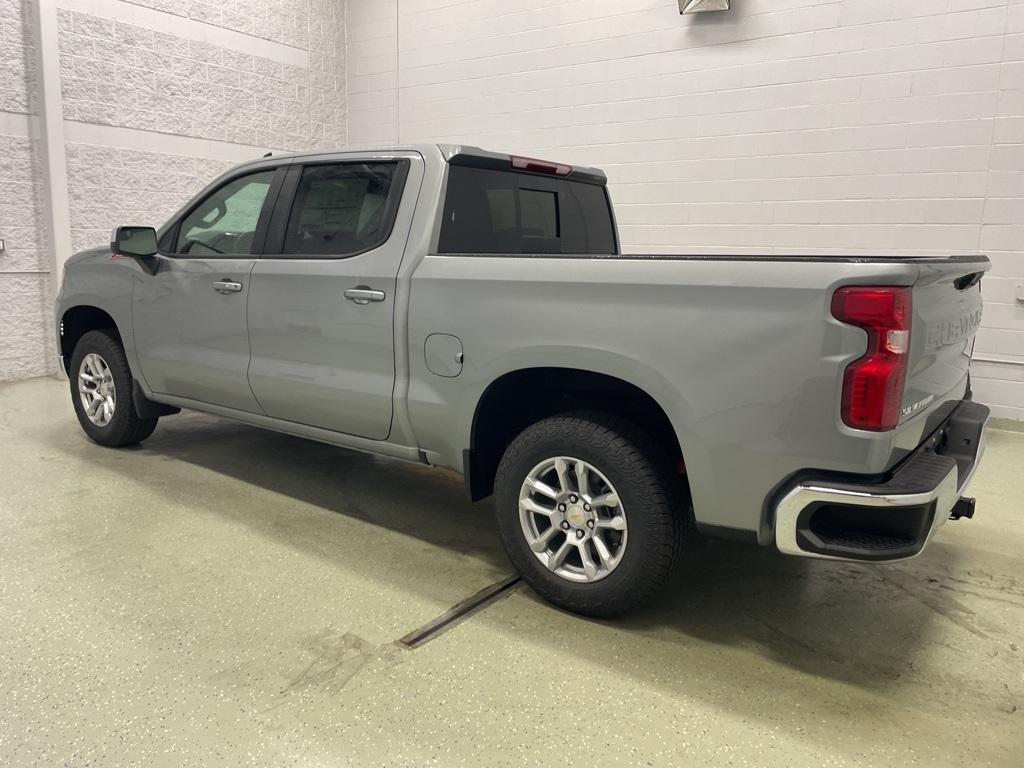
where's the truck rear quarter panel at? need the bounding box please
[407,254,927,541]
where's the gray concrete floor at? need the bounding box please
[1,377,1021,767]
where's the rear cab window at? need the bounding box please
[437,158,617,255]
[280,162,407,258]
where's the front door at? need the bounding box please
[246,156,417,439]
[133,168,278,412]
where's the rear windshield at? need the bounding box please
[437,165,616,255]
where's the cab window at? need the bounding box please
[279,162,405,258]
[437,165,615,255]
[174,170,275,256]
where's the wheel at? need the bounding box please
[69,329,158,447]
[494,413,687,617]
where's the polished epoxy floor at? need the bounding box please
[1,377,1021,767]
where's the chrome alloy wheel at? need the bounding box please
[78,353,116,427]
[518,456,628,583]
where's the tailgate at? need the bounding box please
[902,256,990,423]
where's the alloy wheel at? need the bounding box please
[518,456,628,583]
[78,353,116,427]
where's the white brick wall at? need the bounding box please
[0,132,55,378]
[55,0,348,255]
[64,141,235,254]
[54,2,347,150]
[0,136,47,274]
[347,0,1024,420]
[124,0,311,49]
[347,0,398,144]
[0,0,348,381]
[56,10,314,148]
[0,0,55,380]
[53,0,345,263]
[1,0,36,114]
[4,0,1022,418]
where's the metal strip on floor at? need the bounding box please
[399,574,521,649]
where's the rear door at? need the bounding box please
[133,166,282,412]
[246,153,419,439]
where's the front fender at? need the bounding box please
[57,251,147,388]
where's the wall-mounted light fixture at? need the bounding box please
[679,0,730,13]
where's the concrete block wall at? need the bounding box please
[0,134,54,380]
[123,0,311,48]
[64,142,235,254]
[347,0,398,145]
[347,0,1024,420]
[4,0,1022,419]
[0,0,346,380]
[0,0,54,380]
[1,0,35,114]
[57,0,347,255]
[57,10,315,148]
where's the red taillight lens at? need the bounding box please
[510,155,572,176]
[831,286,912,431]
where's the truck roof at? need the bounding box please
[234,143,607,183]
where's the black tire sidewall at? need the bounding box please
[494,415,682,615]
[69,330,148,446]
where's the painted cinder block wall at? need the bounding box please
[56,0,346,254]
[348,0,1024,420]
[0,0,346,380]
[3,0,1022,420]
[1,0,51,379]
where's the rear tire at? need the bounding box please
[69,329,158,447]
[494,412,688,617]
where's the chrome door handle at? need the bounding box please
[213,280,243,294]
[344,286,386,305]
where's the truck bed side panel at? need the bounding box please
[406,254,935,540]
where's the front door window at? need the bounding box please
[175,170,275,256]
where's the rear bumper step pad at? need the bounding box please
[774,400,989,562]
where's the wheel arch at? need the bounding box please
[61,304,177,420]
[465,366,688,502]
[60,305,122,368]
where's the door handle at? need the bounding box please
[344,286,386,305]
[213,280,243,294]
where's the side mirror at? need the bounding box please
[111,226,158,258]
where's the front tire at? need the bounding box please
[69,329,158,447]
[494,413,687,617]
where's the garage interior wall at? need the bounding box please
[347,0,1024,420]
[1,0,47,379]
[2,1,1021,420]
[0,0,346,380]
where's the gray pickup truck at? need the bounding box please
[56,144,991,616]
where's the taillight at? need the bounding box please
[831,286,912,431]
[510,155,572,176]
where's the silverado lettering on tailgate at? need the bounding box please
[926,308,983,350]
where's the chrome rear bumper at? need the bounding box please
[774,401,989,562]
